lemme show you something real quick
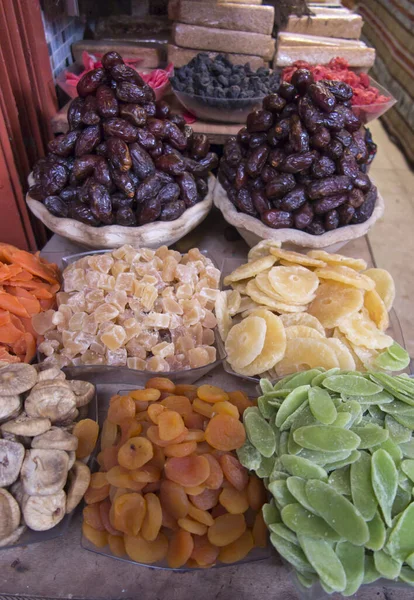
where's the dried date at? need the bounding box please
[77,68,107,97]
[119,103,147,127]
[48,131,80,157]
[110,168,135,198]
[43,196,69,218]
[249,133,268,149]
[70,202,100,226]
[354,172,371,192]
[89,181,112,223]
[268,148,285,169]
[101,51,123,70]
[246,109,273,133]
[116,206,136,226]
[321,80,353,102]
[155,154,186,176]
[190,134,210,160]
[307,176,352,200]
[260,164,278,184]
[252,190,271,214]
[313,193,348,215]
[262,209,294,229]
[116,81,151,104]
[136,129,157,150]
[81,96,101,125]
[266,173,296,199]
[279,82,296,102]
[237,127,250,146]
[311,155,336,179]
[246,145,269,177]
[107,137,132,172]
[235,163,248,190]
[352,185,377,224]
[279,186,307,211]
[223,137,242,167]
[294,202,314,230]
[96,85,119,118]
[156,183,180,205]
[111,193,134,210]
[348,188,365,208]
[291,69,314,95]
[103,118,138,142]
[305,216,326,235]
[110,64,145,86]
[138,197,161,225]
[37,163,68,195]
[196,177,208,200]
[280,151,315,174]
[178,172,198,207]
[67,97,84,131]
[338,152,359,179]
[160,200,186,221]
[169,114,186,130]
[325,209,340,230]
[127,142,154,179]
[272,119,290,141]
[310,127,331,150]
[338,203,355,225]
[309,83,336,113]
[236,188,256,216]
[263,93,286,113]
[149,141,164,159]
[75,125,101,157]
[290,115,309,152]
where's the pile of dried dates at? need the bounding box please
[218,69,378,235]
[29,52,218,227]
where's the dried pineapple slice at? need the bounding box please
[226,290,241,316]
[308,281,364,329]
[364,268,395,311]
[338,309,393,350]
[280,313,325,336]
[225,316,267,370]
[268,266,319,304]
[215,292,232,342]
[348,339,379,369]
[236,309,286,377]
[314,265,375,291]
[307,250,367,271]
[285,325,325,340]
[275,338,339,378]
[255,273,312,305]
[324,338,356,370]
[223,255,276,286]
[230,280,250,295]
[269,247,326,268]
[364,289,389,331]
[332,328,365,371]
[247,240,281,262]
[246,280,306,313]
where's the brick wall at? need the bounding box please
[41,0,84,78]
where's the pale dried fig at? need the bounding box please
[67,451,76,470]
[0,439,24,487]
[0,488,20,539]
[21,449,69,496]
[25,384,76,423]
[0,525,26,547]
[0,395,21,423]
[1,415,51,437]
[36,367,66,382]
[68,380,95,407]
[0,364,37,395]
[23,490,66,531]
[31,427,78,452]
[65,461,91,513]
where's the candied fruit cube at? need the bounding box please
[85,289,105,312]
[199,288,220,303]
[45,330,62,344]
[152,342,175,359]
[38,340,58,357]
[146,356,170,372]
[138,331,159,351]
[56,292,70,306]
[82,350,105,365]
[161,286,175,298]
[94,304,120,323]
[140,248,156,262]
[202,345,217,362]
[176,336,195,354]
[75,331,95,349]
[202,311,217,329]
[83,315,98,335]
[112,246,128,260]
[162,256,179,283]
[100,274,116,291]
[85,270,102,289]
[142,275,159,286]
[191,323,204,346]
[176,264,197,285]
[101,324,127,351]
[176,283,193,300]
[32,309,56,334]
[106,348,127,366]
[162,298,183,315]
[202,328,215,346]
[188,347,210,368]
[145,313,170,329]
[62,330,76,345]
[155,246,169,260]
[205,266,220,288]
[67,291,86,311]
[88,254,114,274]
[105,290,128,312]
[64,268,86,292]
[123,318,142,342]
[90,340,106,355]
[187,248,204,262]
[183,307,205,328]
[126,337,147,358]
[68,312,87,332]
[169,314,183,330]
[111,260,129,278]
[141,285,158,310]
[127,357,147,370]
[116,272,135,292]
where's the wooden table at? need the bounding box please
[0,206,411,600]
[51,94,241,144]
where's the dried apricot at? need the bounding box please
[195,442,213,455]
[161,395,193,418]
[90,472,108,489]
[162,510,179,530]
[184,429,205,443]
[211,504,227,519]
[84,484,110,504]
[207,513,246,547]
[107,395,135,424]
[227,391,255,415]
[247,474,267,511]
[145,377,176,394]
[83,503,105,531]
[106,466,143,491]
[148,445,165,470]
[97,447,119,471]
[82,521,108,548]
[158,410,186,441]
[205,415,246,451]
[218,529,254,563]
[111,492,146,535]
[99,499,120,536]
[219,486,249,514]
[190,488,220,511]
[203,454,223,490]
[147,425,188,447]
[184,485,205,495]
[124,532,168,564]
[141,493,162,542]
[219,454,249,491]
[178,517,208,536]
[101,419,118,449]
[167,529,194,568]
[136,410,150,422]
[130,465,161,483]
[164,455,210,487]
[213,401,239,419]
[159,480,189,520]
[252,512,267,548]
[193,398,214,418]
[191,535,219,567]
[108,534,126,557]
[134,400,149,412]
[184,412,205,429]
[130,388,161,402]
[73,419,99,459]
[118,437,153,470]
[174,384,198,400]
[188,504,214,527]
[197,384,229,404]
[119,419,142,445]
[148,403,165,424]
[109,486,128,503]
[142,481,161,494]
[164,440,197,458]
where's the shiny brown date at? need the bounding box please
[155,154,186,176]
[290,115,309,153]
[307,176,352,200]
[252,190,271,214]
[279,186,307,211]
[352,185,377,224]
[77,68,107,97]
[178,172,198,207]
[160,200,186,221]
[138,197,162,225]
[324,209,340,230]
[156,183,180,205]
[107,137,132,172]
[348,188,365,208]
[262,209,294,229]
[246,109,273,133]
[119,103,147,127]
[67,97,84,131]
[103,118,138,142]
[263,94,286,113]
[265,173,296,199]
[110,168,135,198]
[313,193,348,215]
[96,85,119,118]
[75,125,101,157]
[236,188,256,217]
[116,81,151,104]
[101,51,123,70]
[294,202,314,230]
[246,145,269,178]
[235,163,248,190]
[48,131,80,157]
[280,151,315,174]
[70,202,100,226]
[311,156,336,179]
[116,206,137,226]
[43,196,69,218]
[129,142,155,179]
[309,83,336,113]
[89,181,113,224]
[190,134,210,160]
[338,203,355,225]
[110,64,145,86]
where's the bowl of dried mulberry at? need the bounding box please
[213,70,384,252]
[26,51,218,249]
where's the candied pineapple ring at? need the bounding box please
[364,268,395,311]
[269,247,326,268]
[308,281,364,329]
[338,309,393,350]
[315,265,375,291]
[225,316,267,370]
[307,250,367,272]
[268,266,319,304]
[223,255,276,285]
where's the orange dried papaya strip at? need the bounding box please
[11,250,58,285]
[0,320,25,344]
[0,264,22,282]
[5,287,41,316]
[0,292,30,318]
[9,270,33,282]
[0,346,20,363]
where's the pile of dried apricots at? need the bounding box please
[82,377,267,567]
